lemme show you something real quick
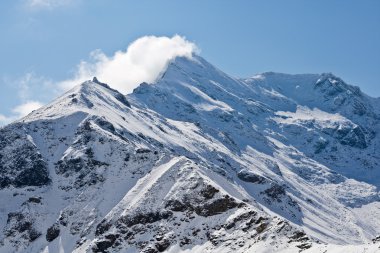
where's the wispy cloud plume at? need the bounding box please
[12,101,44,117]
[59,35,199,94]
[0,73,50,126]
[0,35,198,126]
[0,101,43,126]
[0,115,8,123]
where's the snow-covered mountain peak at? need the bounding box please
[244,71,364,101]
[21,78,131,123]
[153,55,248,92]
[1,55,380,253]
[245,71,379,121]
[315,72,364,98]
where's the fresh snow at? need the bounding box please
[0,56,379,253]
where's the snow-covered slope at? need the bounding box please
[0,56,379,253]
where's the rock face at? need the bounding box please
[0,125,50,189]
[4,212,41,244]
[46,223,60,242]
[0,55,379,253]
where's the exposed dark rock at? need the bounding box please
[372,235,380,243]
[237,170,267,184]
[314,138,329,154]
[92,77,131,108]
[14,162,50,188]
[124,153,131,162]
[255,222,268,233]
[352,99,367,116]
[165,200,187,212]
[166,194,239,217]
[0,177,11,188]
[142,247,158,253]
[29,229,42,242]
[288,231,312,250]
[255,216,267,225]
[136,148,152,154]
[337,126,367,149]
[225,211,258,230]
[96,118,116,133]
[56,158,83,175]
[180,237,191,246]
[6,213,31,234]
[56,155,108,188]
[28,197,41,204]
[118,211,173,227]
[114,93,131,108]
[80,94,94,108]
[155,238,170,252]
[0,126,51,189]
[93,240,114,252]
[59,210,71,226]
[288,231,309,243]
[96,220,112,236]
[314,74,360,98]
[195,196,239,217]
[137,133,146,139]
[85,148,94,158]
[296,243,312,250]
[46,223,60,242]
[262,184,286,202]
[83,120,92,131]
[200,185,219,199]
[92,77,103,85]
[93,233,120,251]
[5,212,41,242]
[70,220,85,235]
[206,231,220,246]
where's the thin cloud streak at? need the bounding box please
[25,0,75,10]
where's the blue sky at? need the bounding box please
[1,0,379,124]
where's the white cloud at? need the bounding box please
[1,35,198,126]
[0,114,8,123]
[18,72,39,100]
[59,35,199,94]
[15,72,58,101]
[25,0,74,10]
[12,101,44,117]
[0,101,44,126]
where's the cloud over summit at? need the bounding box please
[0,35,198,125]
[60,35,199,94]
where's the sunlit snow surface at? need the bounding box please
[0,56,379,252]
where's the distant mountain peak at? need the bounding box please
[315,72,362,97]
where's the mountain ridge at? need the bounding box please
[0,55,379,253]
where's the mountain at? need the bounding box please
[0,55,379,253]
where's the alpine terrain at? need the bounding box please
[0,55,379,253]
